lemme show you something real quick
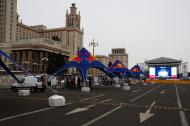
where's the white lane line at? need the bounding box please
[175,85,188,126]
[81,86,161,126]
[65,99,112,115]
[81,105,122,126]
[79,94,104,102]
[132,89,142,93]
[85,99,112,108]
[86,99,112,108]
[0,103,71,122]
[99,99,112,103]
[160,90,166,94]
[130,85,162,103]
[59,91,102,95]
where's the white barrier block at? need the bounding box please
[114,84,121,88]
[143,83,147,86]
[122,85,131,91]
[48,95,65,107]
[94,82,100,86]
[18,90,30,96]
[123,83,128,86]
[131,81,137,85]
[81,87,90,92]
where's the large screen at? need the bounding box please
[156,67,170,78]
[149,67,156,79]
[171,67,177,79]
[149,66,177,79]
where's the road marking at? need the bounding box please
[140,101,156,123]
[160,90,166,94]
[0,103,71,122]
[99,99,112,103]
[66,99,112,115]
[132,89,141,93]
[79,94,104,102]
[175,85,188,126]
[130,85,161,103]
[58,91,102,95]
[81,105,122,126]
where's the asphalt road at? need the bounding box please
[0,83,190,126]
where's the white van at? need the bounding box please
[11,76,46,92]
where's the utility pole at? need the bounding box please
[89,39,98,56]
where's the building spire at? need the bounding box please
[66,3,81,29]
[70,3,77,14]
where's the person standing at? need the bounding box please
[89,77,92,88]
[77,76,81,88]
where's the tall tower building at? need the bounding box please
[66,3,81,29]
[0,0,17,43]
[65,3,83,57]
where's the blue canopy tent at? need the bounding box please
[49,48,115,84]
[130,64,144,78]
[109,60,129,78]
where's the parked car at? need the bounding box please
[11,76,46,92]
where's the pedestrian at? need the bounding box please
[77,76,81,88]
[70,77,75,88]
[66,77,69,89]
[89,77,92,88]
[115,77,119,84]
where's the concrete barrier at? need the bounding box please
[122,85,131,91]
[18,90,30,96]
[123,83,128,86]
[114,84,121,88]
[81,87,90,92]
[48,95,65,107]
[143,83,148,86]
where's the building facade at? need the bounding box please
[0,0,17,42]
[109,48,128,68]
[0,1,83,74]
[88,55,110,76]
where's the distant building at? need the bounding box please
[139,63,146,72]
[0,1,83,74]
[88,55,110,76]
[181,62,189,78]
[0,0,17,42]
[16,3,83,56]
[109,48,128,68]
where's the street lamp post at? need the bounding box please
[89,39,98,76]
[89,39,98,56]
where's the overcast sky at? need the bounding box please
[17,0,190,68]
